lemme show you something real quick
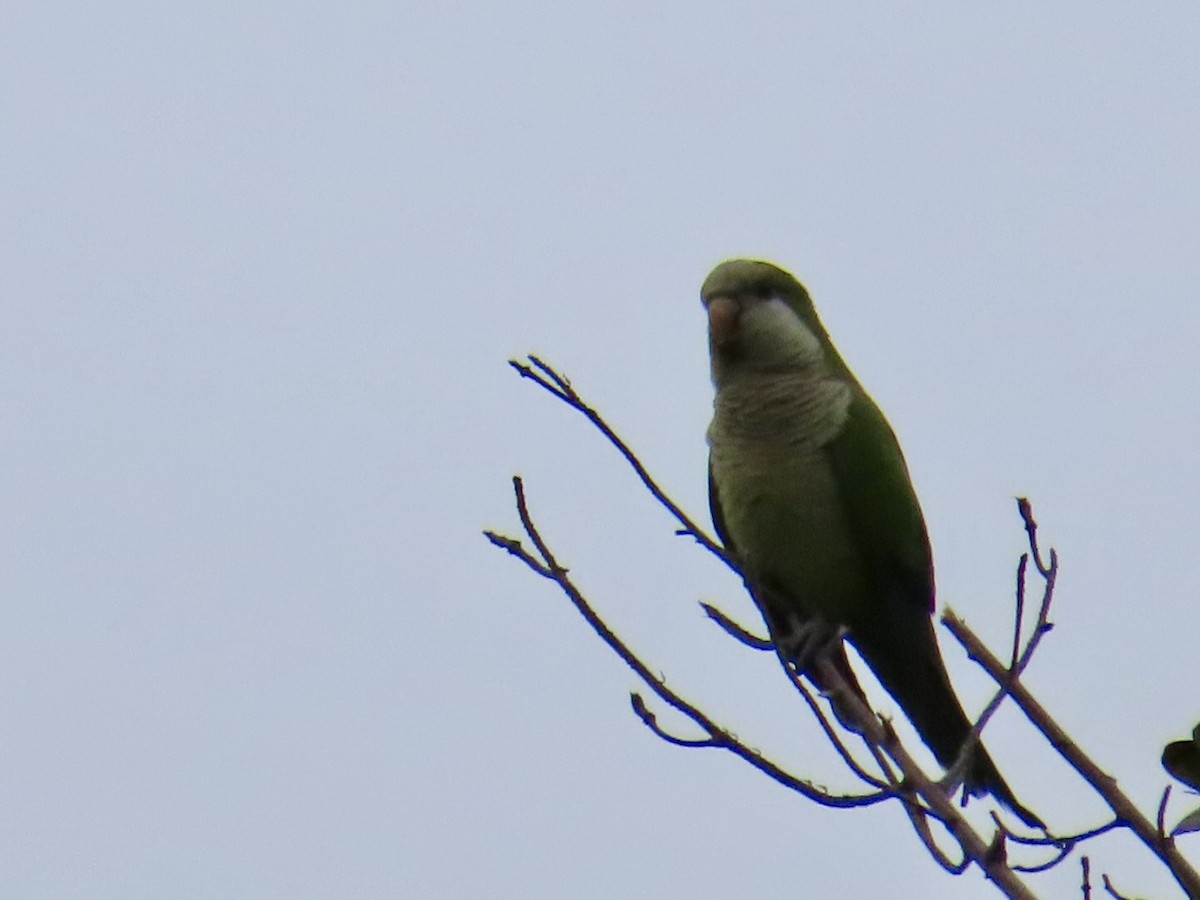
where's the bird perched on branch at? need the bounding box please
[702,258,1041,829]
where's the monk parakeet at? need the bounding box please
[703,259,1040,828]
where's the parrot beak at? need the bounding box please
[707,295,740,348]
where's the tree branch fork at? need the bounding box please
[485,355,1199,899]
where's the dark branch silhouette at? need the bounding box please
[486,476,893,813]
[487,354,1199,899]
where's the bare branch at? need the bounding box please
[942,498,1065,828]
[490,356,1200,897]
[482,531,554,578]
[630,692,718,748]
[1010,553,1028,670]
[699,602,773,650]
[944,611,1200,898]
[1158,786,1172,841]
[1100,873,1137,900]
[1008,817,1123,874]
[490,472,1048,894]
[802,651,1036,889]
[779,650,895,794]
[491,475,880,811]
[509,356,734,571]
[1017,497,1055,578]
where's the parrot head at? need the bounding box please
[700,259,841,385]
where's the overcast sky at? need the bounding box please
[4,3,1200,898]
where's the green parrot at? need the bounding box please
[702,258,1041,829]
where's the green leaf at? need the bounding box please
[1171,806,1200,838]
[1162,722,1200,792]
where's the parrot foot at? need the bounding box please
[774,612,845,674]
[770,611,867,734]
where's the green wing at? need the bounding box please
[824,389,934,613]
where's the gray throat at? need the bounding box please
[708,370,852,452]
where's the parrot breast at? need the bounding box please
[708,371,868,621]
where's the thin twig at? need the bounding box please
[1100,873,1136,900]
[1009,818,1123,874]
[699,602,774,650]
[944,611,1200,898]
[486,476,879,811]
[1017,497,1054,578]
[630,693,718,748]
[943,501,1059,833]
[1011,553,1028,670]
[1013,819,1122,848]
[1157,786,1172,840]
[778,650,895,793]
[493,357,1080,898]
[510,356,734,570]
[801,649,1029,887]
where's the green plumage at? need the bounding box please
[703,259,1041,829]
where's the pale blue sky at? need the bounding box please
[3,3,1199,898]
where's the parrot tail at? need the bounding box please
[847,607,1046,831]
[965,746,1045,831]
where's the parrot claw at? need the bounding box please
[775,612,844,673]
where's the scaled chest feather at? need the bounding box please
[708,374,866,616]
